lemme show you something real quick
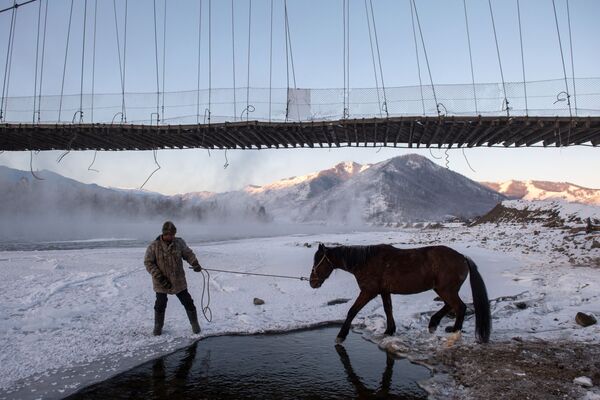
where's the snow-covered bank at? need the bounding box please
[1,225,599,398]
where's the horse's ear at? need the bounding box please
[318,243,323,250]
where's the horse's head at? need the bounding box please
[310,243,335,289]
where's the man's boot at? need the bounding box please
[186,309,201,334]
[153,311,165,336]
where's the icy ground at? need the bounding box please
[1,220,599,399]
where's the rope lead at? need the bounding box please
[196,267,309,323]
[203,267,309,281]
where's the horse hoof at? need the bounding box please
[384,330,395,336]
[335,336,345,344]
[428,326,437,334]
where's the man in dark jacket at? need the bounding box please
[144,221,203,336]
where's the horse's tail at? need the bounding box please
[465,256,491,343]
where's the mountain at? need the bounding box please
[0,166,266,222]
[0,155,504,232]
[243,161,369,219]
[227,155,504,224]
[481,180,600,206]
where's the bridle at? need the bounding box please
[311,251,333,283]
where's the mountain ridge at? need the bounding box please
[480,179,600,205]
[1,155,504,225]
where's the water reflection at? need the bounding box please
[151,343,198,399]
[67,327,429,399]
[335,344,415,400]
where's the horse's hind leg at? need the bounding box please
[436,290,467,333]
[381,292,396,335]
[428,303,450,333]
[337,291,377,343]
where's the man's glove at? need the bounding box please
[192,261,203,272]
[158,275,172,290]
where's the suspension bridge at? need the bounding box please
[1,0,599,152]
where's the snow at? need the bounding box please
[245,172,318,193]
[504,199,600,221]
[574,377,594,388]
[492,180,600,205]
[244,161,369,195]
[1,220,599,397]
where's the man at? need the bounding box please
[144,221,203,336]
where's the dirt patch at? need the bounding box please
[471,203,564,227]
[425,339,600,399]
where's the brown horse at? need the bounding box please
[309,243,491,343]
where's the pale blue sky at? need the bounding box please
[0,0,599,194]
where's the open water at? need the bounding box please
[66,326,430,400]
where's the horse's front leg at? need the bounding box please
[337,291,377,343]
[381,292,396,335]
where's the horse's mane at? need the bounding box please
[329,245,382,271]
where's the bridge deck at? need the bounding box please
[1,116,599,151]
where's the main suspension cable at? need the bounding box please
[245,0,252,122]
[487,0,509,117]
[122,0,128,122]
[516,0,528,116]
[161,0,167,123]
[268,0,273,122]
[208,0,211,124]
[409,0,425,115]
[566,0,577,116]
[368,0,388,117]
[462,0,478,115]
[32,0,42,123]
[342,0,349,118]
[284,0,290,120]
[551,0,572,145]
[411,0,440,116]
[78,0,88,124]
[196,0,202,124]
[231,0,237,121]
[1,1,17,122]
[153,0,160,123]
[284,0,299,121]
[343,0,346,117]
[112,0,124,123]
[58,0,74,123]
[91,0,97,123]
[37,0,48,123]
[364,0,381,117]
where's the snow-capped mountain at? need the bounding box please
[481,180,600,205]
[0,154,504,229]
[185,154,504,224]
[241,161,370,219]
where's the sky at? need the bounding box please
[0,0,599,195]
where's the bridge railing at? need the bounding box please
[2,77,599,125]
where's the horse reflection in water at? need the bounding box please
[310,243,491,344]
[335,344,424,400]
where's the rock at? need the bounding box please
[326,298,351,306]
[514,302,528,310]
[591,240,600,249]
[303,242,312,248]
[573,376,593,388]
[253,297,265,305]
[575,312,597,327]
